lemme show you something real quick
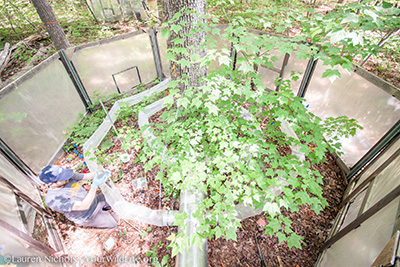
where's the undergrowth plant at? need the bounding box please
[63,106,106,151]
[63,79,162,152]
[136,2,377,257]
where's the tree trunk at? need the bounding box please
[162,0,207,93]
[31,0,70,51]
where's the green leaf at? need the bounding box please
[364,9,379,22]
[341,13,359,24]
[321,68,341,82]
[238,62,254,74]
[218,55,232,67]
[287,233,303,249]
[267,219,282,234]
[310,28,323,39]
[177,97,190,108]
[226,226,237,241]
[161,28,171,39]
[174,211,187,226]
[215,226,224,239]
[101,139,113,150]
[276,232,286,244]
[263,202,280,217]
[171,24,182,34]
[328,29,348,43]
[178,58,191,68]
[161,255,169,266]
[205,102,219,116]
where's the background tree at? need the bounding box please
[30,0,70,50]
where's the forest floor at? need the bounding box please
[36,99,347,266]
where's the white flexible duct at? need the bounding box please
[82,79,178,227]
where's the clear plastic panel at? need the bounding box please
[0,187,55,265]
[88,0,133,22]
[112,66,141,94]
[305,62,400,167]
[0,153,41,204]
[157,34,169,77]
[363,155,400,211]
[208,29,230,72]
[0,183,26,233]
[283,54,308,95]
[259,66,279,90]
[0,227,50,265]
[0,57,86,173]
[318,197,399,267]
[260,47,284,69]
[353,137,400,193]
[72,33,157,98]
[257,49,308,93]
[339,188,367,230]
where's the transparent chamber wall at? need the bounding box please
[0,56,86,173]
[85,0,137,22]
[71,32,158,98]
[319,137,400,266]
[306,62,400,167]
[0,153,46,261]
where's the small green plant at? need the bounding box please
[64,107,106,151]
[113,171,124,183]
[139,231,146,238]
[145,242,170,267]
[119,230,127,237]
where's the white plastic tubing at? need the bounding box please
[82,78,177,227]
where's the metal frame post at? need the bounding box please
[275,53,290,92]
[297,56,318,98]
[347,120,400,181]
[149,27,164,79]
[58,50,93,112]
[0,138,38,183]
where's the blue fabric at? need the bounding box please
[39,165,73,184]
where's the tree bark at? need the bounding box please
[162,0,207,93]
[31,0,70,51]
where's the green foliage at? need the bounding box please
[119,230,127,237]
[63,106,106,151]
[207,0,400,80]
[300,0,400,78]
[0,0,131,48]
[139,3,372,256]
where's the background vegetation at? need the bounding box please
[0,0,399,87]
